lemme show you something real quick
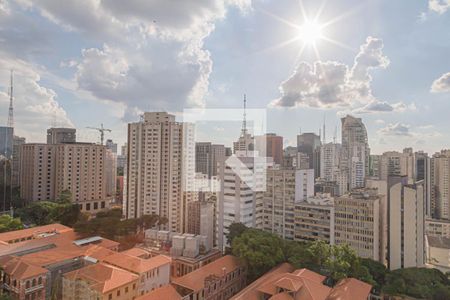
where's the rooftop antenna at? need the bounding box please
[241,94,247,137]
[86,123,112,145]
[7,70,14,129]
[333,125,337,144]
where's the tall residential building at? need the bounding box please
[125,112,195,233]
[262,169,303,240]
[12,135,26,187]
[195,142,225,178]
[0,126,13,159]
[341,115,370,189]
[431,150,450,220]
[105,149,117,200]
[46,127,76,144]
[334,188,384,262]
[254,133,283,165]
[388,176,425,270]
[297,133,321,177]
[294,194,335,244]
[217,151,271,251]
[20,143,111,212]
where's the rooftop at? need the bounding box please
[0,256,48,280]
[172,255,243,293]
[64,262,138,294]
[136,285,182,300]
[0,223,72,244]
[103,252,171,274]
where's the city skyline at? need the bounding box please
[0,0,449,154]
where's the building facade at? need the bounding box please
[46,127,76,144]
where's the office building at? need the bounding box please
[195,142,225,178]
[294,194,335,244]
[431,150,450,220]
[105,139,118,154]
[297,133,321,177]
[46,127,76,144]
[125,112,195,233]
[0,126,13,159]
[217,151,271,250]
[20,143,111,212]
[254,133,283,165]
[334,188,383,262]
[341,115,370,189]
[388,176,425,270]
[12,135,25,187]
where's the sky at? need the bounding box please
[0,0,449,154]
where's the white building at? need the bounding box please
[125,112,195,233]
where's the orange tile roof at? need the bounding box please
[121,247,150,258]
[327,278,372,300]
[232,263,295,300]
[172,255,243,293]
[0,256,47,280]
[0,224,72,243]
[64,262,138,294]
[135,285,182,300]
[103,252,171,274]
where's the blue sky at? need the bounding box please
[0,0,449,154]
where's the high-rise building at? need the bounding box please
[105,149,117,200]
[297,133,321,177]
[217,151,271,251]
[125,112,195,233]
[46,127,76,144]
[12,135,25,187]
[254,133,283,165]
[388,176,425,270]
[334,188,384,262]
[195,142,225,178]
[20,143,111,212]
[341,115,370,189]
[294,194,335,244]
[320,142,347,195]
[0,126,13,159]
[105,139,118,154]
[431,150,450,220]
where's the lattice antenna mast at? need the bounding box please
[241,94,247,137]
[7,70,14,130]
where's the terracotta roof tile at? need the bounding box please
[136,285,182,300]
[0,256,47,280]
[103,252,171,274]
[0,224,72,243]
[64,263,138,294]
[172,255,243,293]
[326,278,372,300]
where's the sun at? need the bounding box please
[298,20,323,45]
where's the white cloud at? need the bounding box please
[14,0,250,120]
[431,72,450,93]
[379,123,412,137]
[0,57,73,141]
[428,0,450,14]
[272,36,396,112]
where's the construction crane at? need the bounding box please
[86,123,111,145]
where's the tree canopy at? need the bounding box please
[0,214,23,233]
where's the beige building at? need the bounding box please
[431,150,450,219]
[20,143,111,212]
[125,112,195,233]
[334,188,383,262]
[388,177,425,270]
[294,194,335,244]
[426,218,450,238]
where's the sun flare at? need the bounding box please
[298,20,323,45]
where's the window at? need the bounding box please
[108,294,112,300]
[125,287,129,293]
[117,289,121,296]
[86,203,91,210]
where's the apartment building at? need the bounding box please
[254,133,283,165]
[334,188,383,262]
[20,143,111,212]
[125,112,196,233]
[46,127,76,144]
[294,194,335,244]
[195,142,225,178]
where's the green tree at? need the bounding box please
[232,229,285,282]
[57,189,72,204]
[226,222,248,246]
[0,214,23,232]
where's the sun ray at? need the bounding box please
[321,4,362,28]
[313,0,328,23]
[297,0,309,23]
[258,8,301,30]
[253,36,303,55]
[321,36,355,52]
